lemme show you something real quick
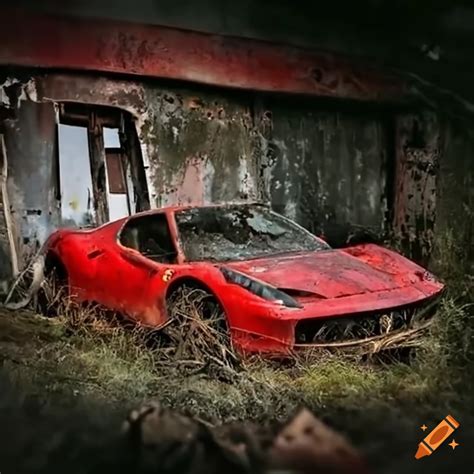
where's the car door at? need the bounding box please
[83,238,149,319]
[92,212,178,321]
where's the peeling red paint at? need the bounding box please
[0,8,406,101]
[43,204,444,355]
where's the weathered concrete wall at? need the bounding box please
[2,100,59,261]
[36,75,259,207]
[257,100,389,239]
[1,68,473,283]
[141,87,257,206]
[36,73,390,232]
[0,72,393,267]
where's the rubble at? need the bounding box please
[123,401,371,474]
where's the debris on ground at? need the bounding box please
[123,401,371,474]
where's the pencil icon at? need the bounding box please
[415,414,460,459]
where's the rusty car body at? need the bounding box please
[38,203,444,354]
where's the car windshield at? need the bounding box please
[175,204,329,262]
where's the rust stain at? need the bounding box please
[0,8,407,102]
[393,113,440,264]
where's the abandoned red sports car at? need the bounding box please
[13,203,445,354]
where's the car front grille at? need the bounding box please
[294,308,416,344]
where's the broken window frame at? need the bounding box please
[55,103,150,228]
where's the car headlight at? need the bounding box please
[219,267,301,308]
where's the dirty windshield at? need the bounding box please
[175,204,329,262]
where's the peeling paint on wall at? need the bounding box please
[140,87,258,207]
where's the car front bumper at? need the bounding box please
[228,282,444,355]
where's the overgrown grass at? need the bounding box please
[2,284,472,420]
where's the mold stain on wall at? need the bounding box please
[141,87,258,207]
[257,100,389,243]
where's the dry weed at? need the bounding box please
[161,286,240,376]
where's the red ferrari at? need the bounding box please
[30,203,444,354]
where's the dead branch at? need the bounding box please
[162,287,240,374]
[0,134,19,277]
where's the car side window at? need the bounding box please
[120,214,177,264]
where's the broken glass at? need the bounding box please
[175,204,330,262]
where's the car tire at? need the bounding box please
[164,284,236,364]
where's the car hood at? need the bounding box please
[225,244,442,299]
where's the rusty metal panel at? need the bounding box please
[393,112,440,265]
[258,102,389,242]
[0,8,406,102]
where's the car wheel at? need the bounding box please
[164,284,236,365]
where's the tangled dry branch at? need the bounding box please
[161,286,241,375]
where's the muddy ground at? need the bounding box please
[0,277,473,473]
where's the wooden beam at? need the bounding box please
[0,8,406,101]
